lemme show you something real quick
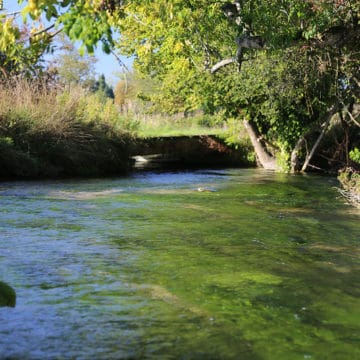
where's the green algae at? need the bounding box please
[0,169,359,359]
[105,170,359,359]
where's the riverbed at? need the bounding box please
[0,168,359,359]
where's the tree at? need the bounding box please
[91,73,115,99]
[114,71,158,114]
[112,0,359,172]
[0,12,52,76]
[0,0,120,76]
[18,0,118,52]
[52,34,97,86]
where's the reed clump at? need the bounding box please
[0,78,136,178]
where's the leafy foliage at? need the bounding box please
[0,15,51,75]
[52,34,97,85]
[112,0,359,170]
[91,73,115,99]
[349,148,360,164]
[1,0,359,172]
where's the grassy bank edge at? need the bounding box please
[0,80,136,179]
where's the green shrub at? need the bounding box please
[0,137,14,148]
[349,148,360,164]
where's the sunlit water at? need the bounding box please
[0,168,359,359]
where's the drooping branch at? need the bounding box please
[106,43,131,73]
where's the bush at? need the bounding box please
[221,118,256,165]
[349,148,360,164]
[0,78,136,178]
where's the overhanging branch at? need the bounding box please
[210,58,236,73]
[210,33,265,74]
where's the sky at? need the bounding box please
[2,1,133,85]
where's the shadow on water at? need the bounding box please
[0,168,359,359]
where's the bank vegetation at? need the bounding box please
[0,78,135,178]
[0,1,359,195]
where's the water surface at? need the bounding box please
[0,169,359,359]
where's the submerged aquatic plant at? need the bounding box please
[0,281,16,307]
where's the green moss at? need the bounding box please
[0,281,16,307]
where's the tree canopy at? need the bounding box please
[113,0,359,171]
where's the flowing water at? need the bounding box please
[0,168,359,359]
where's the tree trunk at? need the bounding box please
[290,137,305,173]
[243,119,279,170]
[301,105,337,172]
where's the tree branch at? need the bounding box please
[210,58,237,73]
[49,28,63,39]
[107,46,131,73]
[345,105,360,128]
[301,105,338,172]
[3,11,22,17]
[31,24,56,37]
[236,34,264,49]
[210,34,265,74]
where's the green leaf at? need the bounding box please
[102,41,111,54]
[46,5,58,21]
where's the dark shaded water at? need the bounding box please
[0,169,359,359]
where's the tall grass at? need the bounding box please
[0,78,136,178]
[136,113,227,138]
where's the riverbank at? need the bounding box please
[131,135,255,170]
[0,121,134,179]
[0,80,134,179]
[0,79,251,178]
[1,79,250,179]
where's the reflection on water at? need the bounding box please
[0,169,359,359]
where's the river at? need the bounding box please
[0,168,359,359]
